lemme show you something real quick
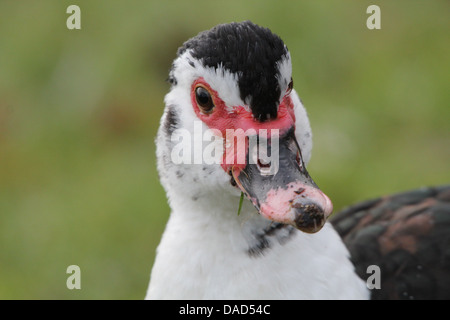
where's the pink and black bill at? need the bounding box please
[232,128,333,233]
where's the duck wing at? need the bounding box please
[331,185,450,300]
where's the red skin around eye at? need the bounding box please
[191,77,296,174]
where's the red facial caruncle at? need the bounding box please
[190,77,296,175]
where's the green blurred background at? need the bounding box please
[0,0,448,299]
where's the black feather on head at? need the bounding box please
[178,21,289,122]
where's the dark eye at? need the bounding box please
[286,78,294,95]
[195,86,215,113]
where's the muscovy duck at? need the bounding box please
[146,21,450,300]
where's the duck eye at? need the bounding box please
[195,86,215,114]
[286,78,294,95]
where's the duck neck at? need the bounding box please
[166,186,301,257]
[150,186,370,299]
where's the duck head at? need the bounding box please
[157,21,333,233]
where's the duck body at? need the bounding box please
[146,21,450,300]
[332,185,450,300]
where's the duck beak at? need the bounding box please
[231,128,333,233]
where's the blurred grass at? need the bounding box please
[0,0,448,299]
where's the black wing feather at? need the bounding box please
[331,185,450,300]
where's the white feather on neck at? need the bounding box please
[146,187,369,299]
